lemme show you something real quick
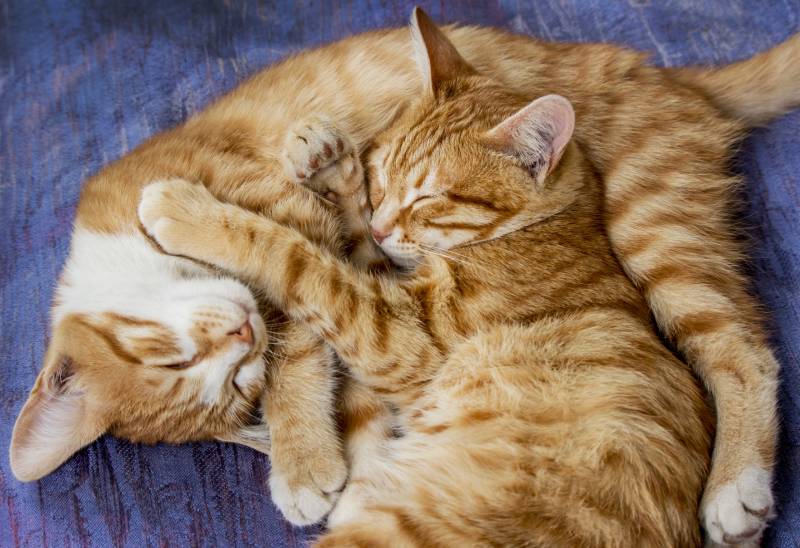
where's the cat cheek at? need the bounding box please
[427,229,468,250]
[419,226,444,244]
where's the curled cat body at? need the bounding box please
[12,6,800,542]
[136,11,793,545]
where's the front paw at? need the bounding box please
[702,466,774,546]
[138,179,219,257]
[282,116,348,182]
[269,453,348,526]
[281,116,363,198]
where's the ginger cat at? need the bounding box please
[12,7,799,542]
[138,11,797,545]
[138,12,717,545]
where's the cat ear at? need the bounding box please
[483,94,575,190]
[9,350,106,481]
[410,7,475,94]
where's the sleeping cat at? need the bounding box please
[138,11,718,545]
[11,7,799,541]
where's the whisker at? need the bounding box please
[419,244,493,276]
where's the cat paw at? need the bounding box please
[702,466,774,546]
[282,116,350,182]
[281,117,362,198]
[138,179,219,257]
[269,453,348,526]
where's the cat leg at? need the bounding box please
[138,178,449,403]
[263,322,348,525]
[327,375,394,528]
[605,157,777,545]
[281,116,385,269]
[206,161,348,258]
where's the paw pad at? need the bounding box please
[282,116,352,185]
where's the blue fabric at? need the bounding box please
[1,1,798,545]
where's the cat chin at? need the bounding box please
[234,355,267,391]
[384,252,421,270]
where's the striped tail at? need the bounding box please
[667,33,800,125]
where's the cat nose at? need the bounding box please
[229,320,253,345]
[371,226,391,244]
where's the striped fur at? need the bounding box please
[138,95,713,545]
[137,12,732,543]
[17,8,798,539]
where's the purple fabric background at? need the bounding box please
[1,1,798,546]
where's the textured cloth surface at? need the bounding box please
[1,1,798,546]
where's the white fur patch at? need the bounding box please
[194,344,248,404]
[269,468,340,526]
[703,466,774,545]
[55,227,265,406]
[235,354,266,390]
[425,227,475,250]
[431,210,491,226]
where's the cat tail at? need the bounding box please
[667,32,800,126]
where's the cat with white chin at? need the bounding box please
[10,8,798,542]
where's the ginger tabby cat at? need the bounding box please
[13,7,799,542]
[139,10,796,545]
[138,11,710,545]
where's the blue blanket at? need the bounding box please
[1,1,797,545]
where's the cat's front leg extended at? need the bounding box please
[137,182,347,526]
[138,178,445,395]
[264,324,348,526]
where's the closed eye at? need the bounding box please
[162,361,194,370]
[159,355,200,370]
[366,165,386,208]
[411,195,439,208]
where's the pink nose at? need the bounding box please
[229,320,253,345]
[371,226,391,244]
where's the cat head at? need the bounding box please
[366,8,583,267]
[10,228,270,482]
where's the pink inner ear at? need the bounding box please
[542,96,575,167]
[9,350,106,482]
[9,386,92,481]
[484,94,575,184]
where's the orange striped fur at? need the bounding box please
[16,7,799,540]
[138,68,713,546]
[135,9,796,545]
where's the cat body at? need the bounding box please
[137,13,716,545]
[12,10,799,541]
